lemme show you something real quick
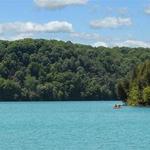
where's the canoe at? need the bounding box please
[113,104,121,109]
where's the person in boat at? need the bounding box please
[113,104,121,109]
[114,104,117,108]
[118,104,121,108]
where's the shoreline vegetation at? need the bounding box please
[0,39,150,102]
[119,61,150,106]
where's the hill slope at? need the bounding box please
[0,39,150,101]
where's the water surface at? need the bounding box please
[0,101,149,150]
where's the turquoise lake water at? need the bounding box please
[0,101,150,150]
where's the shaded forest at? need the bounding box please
[0,39,150,101]
[118,61,150,106]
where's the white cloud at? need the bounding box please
[0,21,73,34]
[105,7,128,15]
[11,33,34,41]
[118,7,128,15]
[90,17,132,29]
[113,40,150,48]
[93,40,150,48]
[93,41,108,47]
[0,37,7,41]
[34,0,88,9]
[145,6,150,14]
[70,32,103,41]
[0,33,34,41]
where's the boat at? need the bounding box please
[113,104,121,109]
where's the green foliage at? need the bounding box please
[0,77,21,100]
[117,79,129,101]
[126,61,150,105]
[0,39,150,101]
[128,83,140,106]
[143,86,150,104]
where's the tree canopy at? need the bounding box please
[118,61,150,105]
[0,39,150,101]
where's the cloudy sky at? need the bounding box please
[0,0,150,47]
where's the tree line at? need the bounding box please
[0,39,150,101]
[118,60,150,106]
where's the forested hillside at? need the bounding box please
[119,61,150,106]
[0,39,150,101]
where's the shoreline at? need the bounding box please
[0,99,121,102]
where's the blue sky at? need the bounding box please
[0,0,150,47]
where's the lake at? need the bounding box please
[0,101,150,150]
